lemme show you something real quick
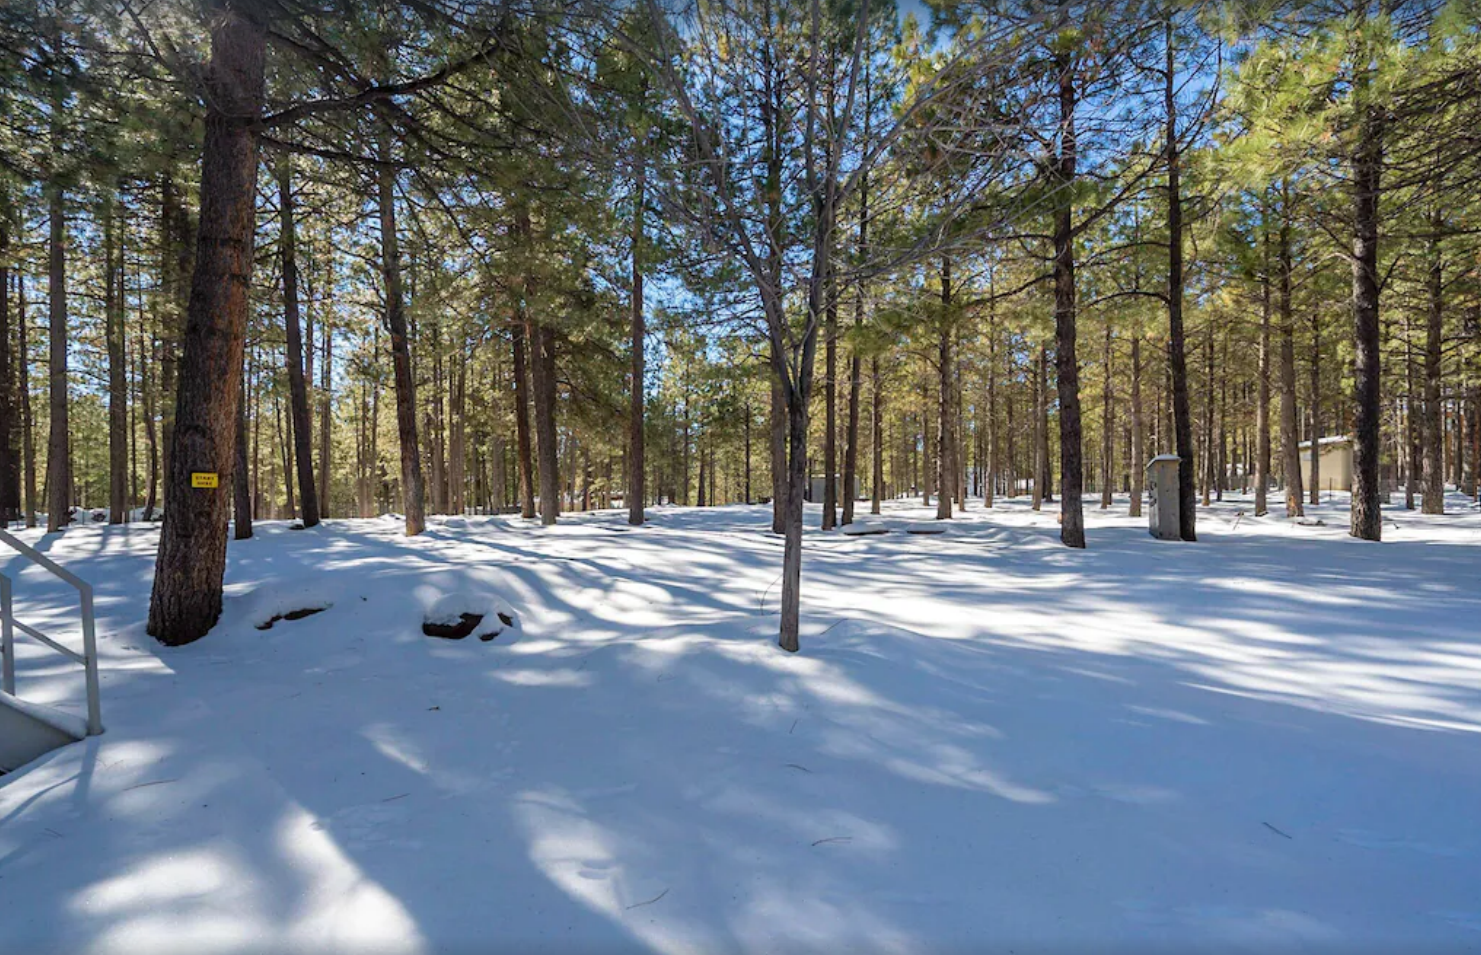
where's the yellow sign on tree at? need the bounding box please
[191,472,220,489]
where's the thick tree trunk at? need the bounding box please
[779,385,808,652]
[319,302,332,516]
[843,346,861,524]
[823,258,837,529]
[985,317,997,508]
[531,321,559,525]
[1165,23,1195,542]
[511,320,536,518]
[1278,192,1304,519]
[1130,334,1143,517]
[870,356,883,514]
[629,155,645,526]
[1256,226,1272,516]
[0,222,17,523]
[277,156,319,527]
[769,343,787,532]
[105,192,128,523]
[937,258,955,520]
[1101,320,1113,508]
[234,371,252,540]
[449,338,465,514]
[1350,78,1384,540]
[19,278,35,528]
[1053,49,1084,547]
[147,4,266,644]
[45,176,70,532]
[1032,347,1045,511]
[1309,311,1322,505]
[1423,229,1444,513]
[376,139,425,535]
[1202,326,1214,507]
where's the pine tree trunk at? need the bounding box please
[936,259,955,520]
[1165,22,1195,542]
[1256,223,1272,517]
[531,321,559,525]
[234,371,252,540]
[377,132,425,536]
[985,310,997,508]
[822,254,837,528]
[45,183,70,531]
[1053,49,1084,547]
[744,400,752,504]
[19,277,35,528]
[1423,228,1444,513]
[1349,66,1384,540]
[629,155,646,526]
[769,343,787,532]
[1202,325,1214,507]
[105,191,128,523]
[277,156,319,527]
[319,303,332,516]
[1130,334,1144,517]
[870,356,883,514]
[1309,311,1322,506]
[146,3,266,644]
[1101,320,1113,508]
[511,320,536,518]
[1278,190,1304,518]
[0,221,16,523]
[1032,347,1044,511]
[449,338,465,514]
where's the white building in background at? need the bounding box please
[1299,435,1353,495]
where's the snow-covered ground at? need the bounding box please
[4,492,1481,953]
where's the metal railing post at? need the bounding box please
[79,583,102,736]
[0,528,103,736]
[1,573,13,696]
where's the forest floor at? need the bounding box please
[4,492,1481,954]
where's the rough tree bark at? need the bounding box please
[234,371,252,540]
[1423,221,1444,514]
[1278,186,1304,519]
[147,3,266,644]
[277,156,319,527]
[318,294,332,516]
[1101,320,1113,508]
[531,321,560,526]
[1165,19,1195,542]
[45,136,70,532]
[0,221,18,523]
[870,356,883,514]
[511,320,536,519]
[377,129,425,536]
[19,277,34,528]
[769,344,787,533]
[1349,37,1384,541]
[1130,333,1143,517]
[936,257,955,521]
[1309,310,1322,505]
[1256,219,1272,517]
[105,191,128,523]
[629,152,646,526]
[1054,45,1084,547]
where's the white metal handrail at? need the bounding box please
[0,526,103,736]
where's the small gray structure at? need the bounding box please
[1145,455,1182,541]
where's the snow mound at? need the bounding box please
[443,517,470,530]
[841,521,890,536]
[233,579,339,632]
[422,592,519,643]
[902,521,949,535]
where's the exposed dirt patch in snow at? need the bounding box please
[422,592,518,643]
[255,606,327,631]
